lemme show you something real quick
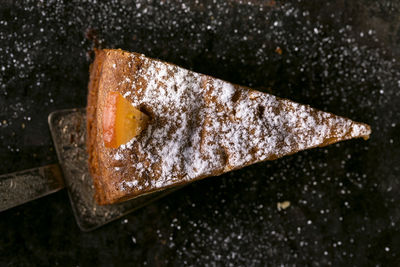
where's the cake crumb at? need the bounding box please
[277,201,291,211]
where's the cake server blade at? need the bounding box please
[0,108,180,231]
[48,108,180,231]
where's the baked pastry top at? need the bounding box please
[87,49,371,205]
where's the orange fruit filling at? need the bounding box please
[103,91,149,148]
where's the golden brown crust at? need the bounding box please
[87,49,106,204]
[87,49,145,204]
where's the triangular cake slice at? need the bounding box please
[87,49,371,205]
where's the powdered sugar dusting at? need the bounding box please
[110,52,370,193]
[220,82,235,104]
[114,152,123,160]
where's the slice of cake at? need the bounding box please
[87,49,371,205]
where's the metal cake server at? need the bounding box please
[0,164,64,212]
[0,108,178,231]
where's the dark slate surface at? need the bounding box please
[1,0,399,265]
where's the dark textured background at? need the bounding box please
[1,0,399,265]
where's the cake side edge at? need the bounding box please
[87,49,109,205]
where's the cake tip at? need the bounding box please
[351,122,371,140]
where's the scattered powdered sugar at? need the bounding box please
[111,53,370,192]
[1,0,398,264]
